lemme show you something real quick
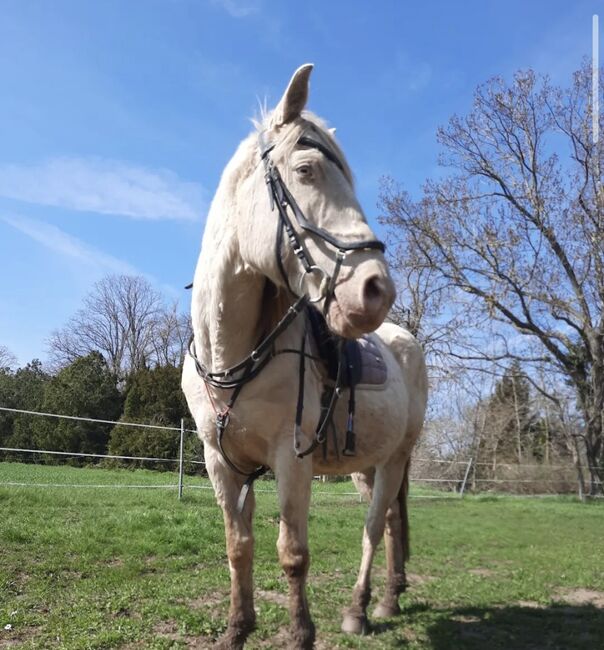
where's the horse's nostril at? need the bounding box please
[363,276,385,306]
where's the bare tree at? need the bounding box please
[0,345,17,370]
[150,302,192,367]
[381,63,604,494]
[48,275,162,378]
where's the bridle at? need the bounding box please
[259,129,385,312]
[189,126,385,510]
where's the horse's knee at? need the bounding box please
[385,504,400,525]
[226,532,253,569]
[277,540,309,579]
[385,509,402,539]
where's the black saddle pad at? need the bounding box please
[306,307,386,387]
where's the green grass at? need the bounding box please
[1,462,603,649]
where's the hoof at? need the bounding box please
[341,613,369,635]
[215,618,255,650]
[290,622,316,650]
[373,602,400,619]
[214,634,244,650]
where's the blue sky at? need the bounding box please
[0,0,600,365]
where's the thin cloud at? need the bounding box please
[211,0,260,18]
[378,51,433,101]
[0,157,206,221]
[2,215,182,298]
[3,215,142,276]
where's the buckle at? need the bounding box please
[299,265,328,304]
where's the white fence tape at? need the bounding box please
[0,404,599,500]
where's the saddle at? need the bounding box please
[306,307,387,456]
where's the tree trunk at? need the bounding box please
[585,359,604,495]
[584,423,604,495]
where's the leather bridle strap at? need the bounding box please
[298,135,345,172]
[189,294,308,390]
[259,130,385,309]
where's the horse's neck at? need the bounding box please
[192,248,265,371]
[191,134,295,370]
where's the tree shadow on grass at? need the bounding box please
[408,602,604,650]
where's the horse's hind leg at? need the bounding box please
[274,449,315,650]
[205,447,256,650]
[374,459,410,618]
[342,458,406,634]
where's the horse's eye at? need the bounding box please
[296,164,312,178]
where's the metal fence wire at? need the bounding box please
[0,406,600,500]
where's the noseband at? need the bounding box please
[259,130,385,312]
[190,128,386,510]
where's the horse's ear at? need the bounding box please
[271,63,313,127]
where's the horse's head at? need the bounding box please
[238,64,395,338]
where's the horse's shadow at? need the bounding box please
[375,601,604,649]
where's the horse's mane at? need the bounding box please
[258,278,291,336]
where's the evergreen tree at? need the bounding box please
[479,361,534,466]
[31,352,121,461]
[109,364,200,471]
[0,360,50,459]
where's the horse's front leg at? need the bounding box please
[205,447,256,650]
[274,447,315,649]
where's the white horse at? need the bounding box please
[182,64,428,649]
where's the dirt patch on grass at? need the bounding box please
[468,568,496,577]
[255,628,291,648]
[1,578,28,599]
[516,600,546,609]
[152,621,214,649]
[257,589,288,607]
[407,572,437,586]
[0,625,40,648]
[153,620,180,640]
[255,628,336,650]
[187,591,228,611]
[554,588,604,608]
[312,568,345,584]
[451,614,482,623]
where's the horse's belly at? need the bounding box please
[311,382,411,475]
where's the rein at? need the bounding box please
[189,127,385,511]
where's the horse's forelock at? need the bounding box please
[252,111,353,186]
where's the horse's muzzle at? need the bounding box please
[327,270,395,338]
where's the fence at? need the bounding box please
[0,406,601,500]
[409,455,602,499]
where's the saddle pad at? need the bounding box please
[306,306,387,387]
[356,334,388,386]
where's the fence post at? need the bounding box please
[178,418,185,500]
[572,434,586,502]
[459,457,473,498]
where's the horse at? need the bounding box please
[182,63,428,649]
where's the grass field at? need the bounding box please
[1,462,603,649]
